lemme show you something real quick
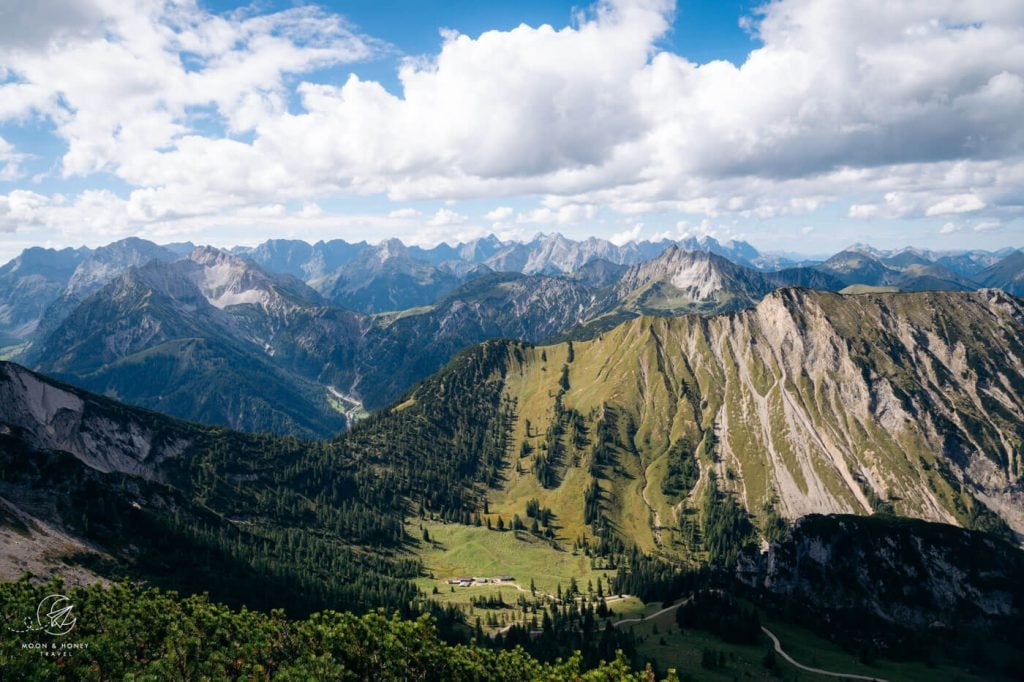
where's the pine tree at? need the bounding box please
[559,364,570,391]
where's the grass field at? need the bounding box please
[413,519,613,597]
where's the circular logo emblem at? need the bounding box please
[36,594,77,636]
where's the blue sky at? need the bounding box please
[0,0,1021,263]
[202,1,761,72]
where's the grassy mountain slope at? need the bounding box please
[485,289,1024,551]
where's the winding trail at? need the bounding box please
[485,587,886,681]
[611,598,686,627]
[761,626,889,681]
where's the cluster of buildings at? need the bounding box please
[446,575,515,588]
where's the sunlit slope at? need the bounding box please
[488,288,1024,546]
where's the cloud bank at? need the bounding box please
[0,0,1022,248]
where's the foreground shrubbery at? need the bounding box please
[0,578,672,681]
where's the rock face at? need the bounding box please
[0,362,191,478]
[188,246,319,311]
[497,289,1024,542]
[738,514,1024,628]
[607,246,844,316]
[612,247,770,313]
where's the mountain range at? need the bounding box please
[4,241,1024,679]
[2,287,1023,631]
[2,235,1022,437]
[11,246,833,434]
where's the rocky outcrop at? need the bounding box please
[0,362,192,478]
[737,514,1024,628]
[608,247,843,317]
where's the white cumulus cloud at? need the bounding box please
[0,0,1022,248]
[609,222,644,245]
[484,206,514,221]
[925,194,986,216]
[427,208,468,226]
[388,208,422,219]
[0,137,28,181]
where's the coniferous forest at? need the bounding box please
[0,578,665,681]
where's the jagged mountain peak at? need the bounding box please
[456,234,504,260]
[64,237,178,295]
[189,243,237,264]
[180,246,324,311]
[374,237,410,262]
[843,242,887,257]
[616,246,749,303]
